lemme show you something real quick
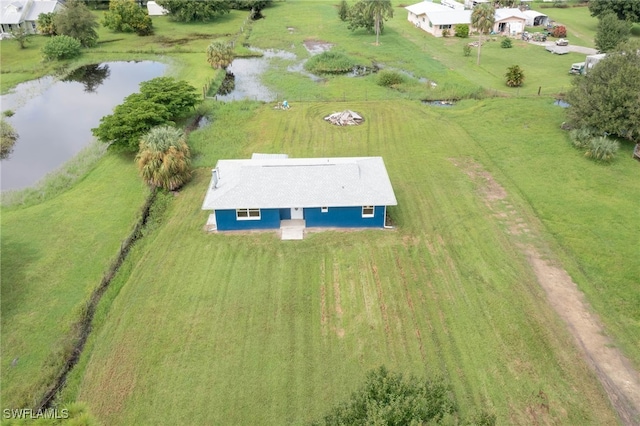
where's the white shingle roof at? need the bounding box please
[25,1,59,21]
[0,0,27,24]
[495,8,527,22]
[202,157,397,210]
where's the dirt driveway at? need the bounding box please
[452,158,640,425]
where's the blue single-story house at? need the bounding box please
[201,155,397,232]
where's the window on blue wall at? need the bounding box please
[236,208,261,220]
[362,206,374,218]
[321,207,329,213]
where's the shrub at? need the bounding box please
[585,136,619,162]
[42,35,82,60]
[505,65,525,87]
[569,128,595,149]
[442,28,450,37]
[304,51,357,74]
[631,24,640,37]
[463,44,472,56]
[455,24,469,38]
[552,25,567,38]
[376,70,405,87]
[501,37,513,48]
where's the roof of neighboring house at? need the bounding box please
[494,8,527,22]
[25,0,59,21]
[0,0,29,24]
[202,157,398,210]
[522,10,547,19]
[405,2,471,25]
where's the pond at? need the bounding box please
[0,61,167,191]
[216,49,296,102]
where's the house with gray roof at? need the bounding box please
[201,156,397,235]
[0,0,63,35]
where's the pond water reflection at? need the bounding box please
[216,49,296,102]
[1,61,166,191]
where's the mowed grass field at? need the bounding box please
[0,154,149,407]
[73,99,625,425]
[1,1,638,423]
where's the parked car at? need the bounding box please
[569,62,585,75]
[556,39,569,46]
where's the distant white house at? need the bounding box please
[522,10,549,27]
[406,3,529,37]
[147,0,168,16]
[0,0,63,35]
[405,1,471,38]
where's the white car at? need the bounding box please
[556,39,569,46]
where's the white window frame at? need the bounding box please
[362,206,375,218]
[321,207,329,213]
[236,208,261,220]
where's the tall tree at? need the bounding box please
[565,40,640,143]
[0,118,18,160]
[594,11,632,52]
[155,0,230,22]
[54,0,99,47]
[471,3,495,66]
[589,0,640,22]
[102,0,153,36]
[347,0,394,46]
[136,126,192,191]
[138,77,198,118]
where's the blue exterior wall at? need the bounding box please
[279,208,291,220]
[215,208,281,231]
[214,206,387,230]
[304,206,386,228]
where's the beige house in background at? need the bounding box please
[493,8,528,35]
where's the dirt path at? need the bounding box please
[452,159,640,425]
[529,40,598,55]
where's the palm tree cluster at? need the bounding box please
[207,41,234,69]
[136,126,192,191]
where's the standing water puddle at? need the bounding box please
[216,49,296,102]
[1,61,167,191]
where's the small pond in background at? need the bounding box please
[1,61,167,191]
[216,49,296,102]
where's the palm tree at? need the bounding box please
[471,4,495,65]
[366,0,394,46]
[136,126,192,191]
[207,41,234,69]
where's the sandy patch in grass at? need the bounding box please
[451,158,640,425]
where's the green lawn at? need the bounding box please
[71,99,624,425]
[0,154,149,408]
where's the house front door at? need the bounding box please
[290,207,304,220]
